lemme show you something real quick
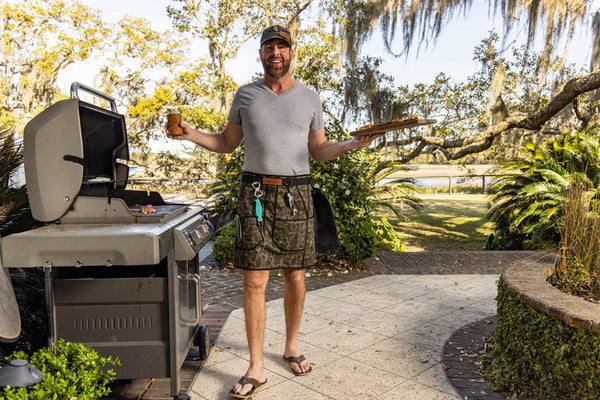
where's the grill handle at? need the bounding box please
[70,82,118,113]
[179,273,202,327]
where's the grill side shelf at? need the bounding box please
[0,224,168,268]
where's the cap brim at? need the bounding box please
[260,33,291,46]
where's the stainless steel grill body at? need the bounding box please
[0,83,213,397]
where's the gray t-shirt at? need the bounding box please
[228,78,324,176]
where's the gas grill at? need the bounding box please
[0,83,213,398]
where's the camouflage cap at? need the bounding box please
[260,25,292,47]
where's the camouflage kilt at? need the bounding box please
[233,173,316,270]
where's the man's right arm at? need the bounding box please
[168,121,243,154]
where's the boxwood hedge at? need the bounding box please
[488,281,600,399]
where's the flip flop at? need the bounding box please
[229,376,268,399]
[282,354,312,376]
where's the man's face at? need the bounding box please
[259,39,292,79]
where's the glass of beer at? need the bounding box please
[167,110,183,136]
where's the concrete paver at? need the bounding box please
[107,250,547,399]
[188,273,499,400]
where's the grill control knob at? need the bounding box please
[191,229,203,245]
[185,231,194,245]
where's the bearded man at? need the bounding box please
[168,25,379,399]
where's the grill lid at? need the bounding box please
[24,83,129,222]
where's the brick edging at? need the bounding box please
[500,254,600,332]
[443,316,504,400]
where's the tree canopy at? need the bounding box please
[0,0,598,171]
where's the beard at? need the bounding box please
[261,56,291,79]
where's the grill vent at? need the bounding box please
[73,316,153,331]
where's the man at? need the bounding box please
[167,25,380,399]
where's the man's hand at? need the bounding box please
[348,133,384,149]
[164,121,243,154]
[309,129,384,161]
[166,121,192,140]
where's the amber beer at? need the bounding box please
[167,110,183,136]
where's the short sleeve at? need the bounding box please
[310,94,324,133]
[228,90,242,125]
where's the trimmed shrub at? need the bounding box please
[487,281,600,399]
[212,222,236,267]
[1,340,118,400]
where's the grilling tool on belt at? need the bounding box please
[252,181,265,246]
[252,181,297,217]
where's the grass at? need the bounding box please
[375,193,495,252]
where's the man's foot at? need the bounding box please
[282,354,312,376]
[229,376,268,399]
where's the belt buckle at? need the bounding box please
[262,177,283,186]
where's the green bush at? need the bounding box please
[212,222,236,267]
[486,130,600,250]
[310,124,419,263]
[374,217,404,252]
[1,340,118,400]
[208,150,243,219]
[334,205,377,264]
[486,281,600,399]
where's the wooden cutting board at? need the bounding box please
[350,118,437,136]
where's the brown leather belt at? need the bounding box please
[241,172,311,186]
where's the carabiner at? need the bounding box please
[252,181,264,198]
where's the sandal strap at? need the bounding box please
[286,354,306,364]
[239,376,262,388]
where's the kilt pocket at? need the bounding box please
[271,186,309,251]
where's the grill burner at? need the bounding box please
[0,83,213,398]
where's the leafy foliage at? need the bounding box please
[0,0,107,122]
[310,124,420,263]
[0,126,34,236]
[212,221,236,267]
[486,130,600,250]
[548,183,600,301]
[1,340,118,400]
[486,281,600,400]
[208,149,244,220]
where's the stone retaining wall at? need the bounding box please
[500,254,600,332]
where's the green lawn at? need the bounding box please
[375,193,495,252]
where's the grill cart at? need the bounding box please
[1,82,213,398]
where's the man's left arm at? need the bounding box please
[308,128,381,161]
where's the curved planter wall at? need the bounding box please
[493,254,600,399]
[500,255,600,331]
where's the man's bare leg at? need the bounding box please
[232,270,269,395]
[282,268,311,374]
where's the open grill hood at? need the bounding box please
[23,83,129,222]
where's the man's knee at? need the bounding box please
[283,268,305,287]
[244,270,269,292]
